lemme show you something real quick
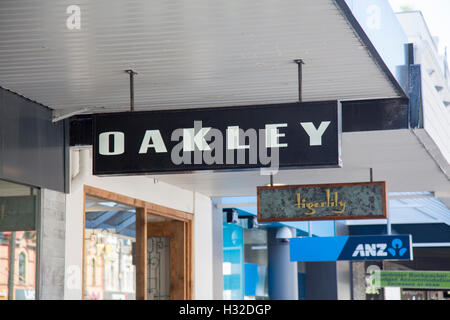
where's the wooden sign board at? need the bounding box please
[257,181,387,222]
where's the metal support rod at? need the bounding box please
[125,70,138,112]
[294,59,305,102]
[270,174,273,187]
[370,167,391,235]
[8,231,16,300]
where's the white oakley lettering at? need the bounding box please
[99,132,124,155]
[265,123,288,148]
[300,121,331,146]
[139,130,167,154]
[183,127,212,151]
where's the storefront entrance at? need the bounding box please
[148,217,190,299]
[83,186,193,300]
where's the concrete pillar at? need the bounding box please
[211,198,224,300]
[267,228,298,300]
[37,188,66,300]
[352,261,367,300]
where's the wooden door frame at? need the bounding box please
[83,185,194,300]
[148,221,186,299]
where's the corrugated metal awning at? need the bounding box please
[0,0,404,113]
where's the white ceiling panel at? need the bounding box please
[0,0,403,113]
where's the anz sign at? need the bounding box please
[352,244,389,257]
[351,238,409,259]
[290,235,413,262]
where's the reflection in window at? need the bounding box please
[91,257,96,286]
[0,180,39,300]
[0,180,38,300]
[243,228,268,299]
[0,231,37,300]
[222,215,269,300]
[18,252,26,284]
[84,195,136,300]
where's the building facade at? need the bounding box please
[0,0,448,300]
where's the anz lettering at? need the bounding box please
[352,243,388,257]
[352,238,408,258]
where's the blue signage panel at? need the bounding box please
[290,235,413,262]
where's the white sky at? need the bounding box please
[389,0,450,56]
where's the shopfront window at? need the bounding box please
[84,194,136,300]
[223,222,244,299]
[84,187,192,300]
[18,252,26,284]
[222,211,269,300]
[0,179,38,300]
[243,228,268,299]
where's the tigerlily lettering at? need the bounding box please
[295,189,347,215]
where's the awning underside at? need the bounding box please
[0,0,403,113]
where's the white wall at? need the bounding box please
[421,62,450,164]
[64,147,214,300]
[211,198,224,300]
[336,261,352,300]
[193,192,214,299]
[384,287,402,300]
[396,11,450,166]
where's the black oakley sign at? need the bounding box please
[93,101,341,175]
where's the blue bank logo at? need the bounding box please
[387,238,407,257]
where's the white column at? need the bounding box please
[193,192,214,299]
[38,188,66,300]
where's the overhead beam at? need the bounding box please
[116,215,136,232]
[85,210,120,228]
[70,98,410,146]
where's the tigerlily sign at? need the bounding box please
[92,101,341,175]
[257,181,387,222]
